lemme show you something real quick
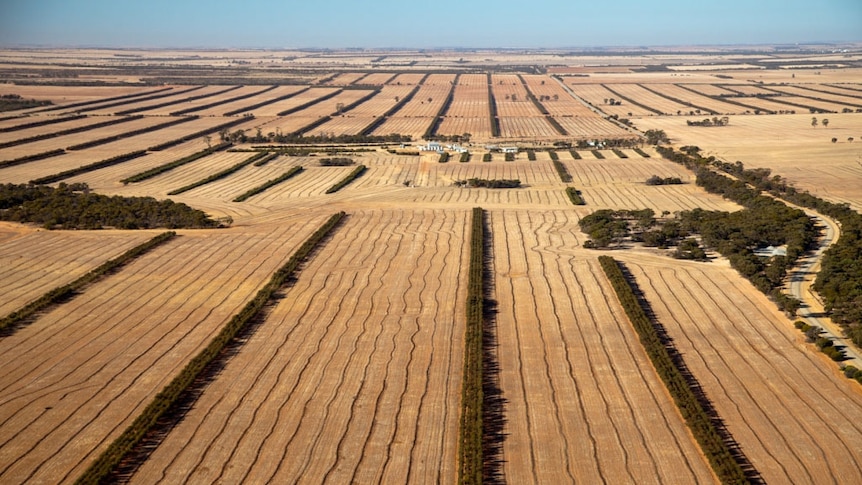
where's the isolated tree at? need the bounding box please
[203,135,212,149]
[811,117,818,128]
[822,118,829,128]
[553,94,559,101]
[848,137,854,143]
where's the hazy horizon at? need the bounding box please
[1,0,861,50]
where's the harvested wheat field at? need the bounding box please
[619,256,862,484]
[131,209,467,484]
[0,220,329,484]
[0,230,151,315]
[491,210,716,484]
[635,113,862,210]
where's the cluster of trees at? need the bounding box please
[0,231,176,335]
[0,183,219,229]
[644,129,669,145]
[325,165,367,194]
[318,157,354,166]
[233,166,303,202]
[504,152,515,161]
[612,148,628,159]
[482,152,492,162]
[656,147,817,311]
[438,152,451,163]
[645,175,683,185]
[425,133,472,143]
[692,151,862,337]
[454,178,521,188]
[526,149,536,161]
[0,94,51,111]
[598,256,751,484]
[687,117,730,127]
[460,207,486,485]
[603,98,623,106]
[569,149,582,160]
[459,151,471,163]
[566,187,585,205]
[591,149,605,159]
[77,213,346,484]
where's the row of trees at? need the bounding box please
[459,207,486,485]
[233,166,303,202]
[167,151,272,196]
[0,114,142,150]
[0,183,219,229]
[122,143,231,184]
[325,165,367,194]
[645,175,683,185]
[598,256,752,483]
[0,93,52,111]
[687,117,730,127]
[0,231,176,335]
[76,213,346,484]
[454,179,521,188]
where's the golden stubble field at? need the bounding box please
[1,50,862,483]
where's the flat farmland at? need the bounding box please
[369,116,433,139]
[643,84,747,114]
[323,72,368,85]
[522,74,598,117]
[346,85,416,117]
[0,230,151,315]
[0,117,245,185]
[288,89,376,120]
[621,257,862,484]
[211,85,309,116]
[0,220,329,484]
[444,85,490,118]
[0,115,170,160]
[681,84,741,97]
[499,116,559,138]
[0,85,151,110]
[635,113,862,210]
[770,85,862,108]
[386,73,426,85]
[187,86,279,116]
[491,210,717,484]
[554,116,632,138]
[567,84,655,117]
[357,72,396,85]
[383,84,451,118]
[436,116,492,139]
[250,87,340,117]
[79,85,228,115]
[131,209,467,484]
[124,150,267,196]
[604,84,694,115]
[0,115,122,145]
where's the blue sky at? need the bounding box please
[1,0,860,48]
